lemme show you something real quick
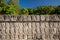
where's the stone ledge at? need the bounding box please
[0,15,59,21]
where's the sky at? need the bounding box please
[20,0,60,8]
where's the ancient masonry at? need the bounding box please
[0,15,60,40]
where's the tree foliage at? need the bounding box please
[28,6,56,15]
[2,4,17,15]
[21,8,29,15]
[0,0,60,15]
[55,6,60,14]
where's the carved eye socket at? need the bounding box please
[0,29,2,31]
[53,34,57,39]
[53,34,59,39]
[0,35,2,39]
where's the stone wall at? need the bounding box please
[0,15,60,40]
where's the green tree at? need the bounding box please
[0,0,6,3]
[36,6,47,15]
[0,0,8,14]
[9,0,19,5]
[9,0,21,14]
[46,6,55,15]
[28,8,40,15]
[29,9,34,14]
[2,4,17,15]
[35,6,55,15]
[21,8,29,15]
[55,5,60,14]
[0,7,2,13]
